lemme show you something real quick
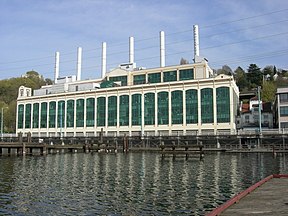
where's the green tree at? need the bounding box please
[261,81,276,102]
[234,66,249,91]
[216,65,233,75]
[247,64,262,88]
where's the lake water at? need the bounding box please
[0,152,287,215]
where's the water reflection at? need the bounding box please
[0,152,287,215]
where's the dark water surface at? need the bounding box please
[0,152,287,215]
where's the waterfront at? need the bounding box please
[0,152,287,215]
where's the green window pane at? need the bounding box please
[172,90,183,124]
[119,95,129,126]
[201,88,213,123]
[163,71,177,82]
[132,94,142,125]
[108,96,117,126]
[280,106,288,116]
[40,102,47,128]
[86,98,95,127]
[25,104,32,128]
[144,93,155,125]
[32,103,39,128]
[57,101,65,128]
[133,74,146,85]
[18,104,24,129]
[67,100,75,128]
[97,97,106,127]
[179,69,194,81]
[76,99,84,127]
[186,89,198,123]
[158,92,169,125]
[148,73,161,84]
[109,76,128,86]
[217,87,230,123]
[49,101,56,128]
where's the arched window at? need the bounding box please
[201,88,213,123]
[186,89,198,124]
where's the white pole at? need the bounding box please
[54,51,60,84]
[160,31,165,67]
[77,47,82,81]
[129,36,134,64]
[193,25,200,59]
[101,42,107,78]
[1,107,3,139]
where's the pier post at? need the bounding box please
[100,128,103,144]
[123,134,128,153]
[27,132,31,143]
[0,147,2,155]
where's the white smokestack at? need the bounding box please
[101,42,107,78]
[54,51,60,84]
[193,25,200,59]
[76,47,82,81]
[129,36,134,64]
[160,31,165,67]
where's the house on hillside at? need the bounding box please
[237,96,273,130]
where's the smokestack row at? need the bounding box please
[54,25,200,82]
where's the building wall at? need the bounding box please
[16,66,239,137]
[276,88,288,129]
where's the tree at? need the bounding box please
[234,66,249,91]
[261,81,276,102]
[262,65,274,81]
[247,64,262,88]
[216,65,233,75]
[180,58,189,65]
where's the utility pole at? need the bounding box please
[258,86,262,134]
[1,107,3,140]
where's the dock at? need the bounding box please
[207,174,288,216]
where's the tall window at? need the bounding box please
[201,88,213,123]
[40,102,47,128]
[97,97,106,126]
[148,73,161,83]
[76,99,84,127]
[186,89,198,123]
[133,74,146,85]
[57,101,65,128]
[49,101,56,128]
[25,104,32,128]
[172,90,183,124]
[158,92,169,125]
[66,100,74,128]
[144,93,155,125]
[108,96,117,126]
[179,69,194,80]
[217,87,230,123]
[132,94,142,125]
[18,104,24,129]
[163,71,177,82]
[86,98,95,127]
[32,103,39,128]
[119,95,129,126]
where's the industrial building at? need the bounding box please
[16,26,239,137]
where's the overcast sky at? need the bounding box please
[0,0,287,80]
